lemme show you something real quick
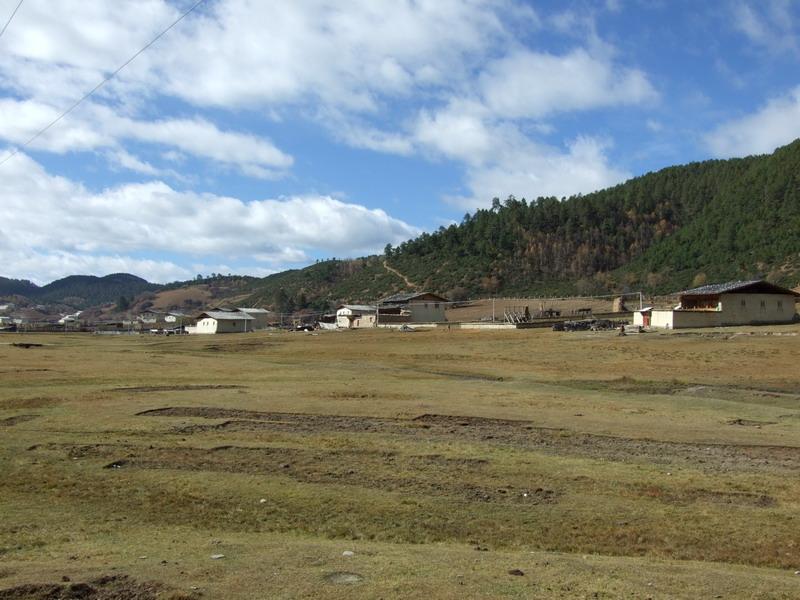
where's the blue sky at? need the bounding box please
[0,0,798,284]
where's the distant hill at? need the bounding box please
[242,139,800,306]
[5,140,800,312]
[0,277,39,297]
[0,273,158,309]
[383,139,800,296]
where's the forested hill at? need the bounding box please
[0,273,157,308]
[382,139,800,297]
[246,139,800,307]
[4,141,800,312]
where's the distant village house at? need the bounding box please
[634,280,799,329]
[379,292,449,323]
[192,309,255,334]
[336,304,377,329]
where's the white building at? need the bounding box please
[58,310,82,325]
[192,310,254,334]
[336,305,377,329]
[634,280,799,329]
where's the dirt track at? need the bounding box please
[51,442,557,506]
[137,406,800,474]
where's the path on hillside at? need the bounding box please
[383,260,416,289]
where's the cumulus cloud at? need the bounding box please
[0,0,659,282]
[0,154,420,282]
[448,135,629,210]
[705,86,800,157]
[148,0,512,110]
[479,48,657,119]
[0,99,292,176]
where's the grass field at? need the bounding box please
[2,326,800,598]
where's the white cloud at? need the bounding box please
[107,149,173,178]
[645,119,663,132]
[705,86,800,157]
[413,101,496,164]
[732,1,799,55]
[0,98,292,176]
[479,48,657,120]
[2,250,193,286]
[0,153,421,282]
[449,135,629,210]
[148,0,513,110]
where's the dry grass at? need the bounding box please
[1,326,800,598]
[445,296,617,321]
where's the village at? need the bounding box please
[2,279,798,335]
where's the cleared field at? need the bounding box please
[445,296,619,322]
[1,326,800,598]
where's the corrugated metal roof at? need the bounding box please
[237,307,271,314]
[338,304,376,312]
[198,310,254,320]
[680,279,800,296]
[381,291,448,304]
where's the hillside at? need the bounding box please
[0,273,158,309]
[242,139,800,306]
[4,141,800,312]
[0,277,39,297]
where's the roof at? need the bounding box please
[197,310,254,321]
[237,307,271,314]
[337,304,376,312]
[680,279,800,297]
[380,291,449,304]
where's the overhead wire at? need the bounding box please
[0,0,207,167]
[0,0,24,39]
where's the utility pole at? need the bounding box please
[492,297,496,322]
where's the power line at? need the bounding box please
[0,0,206,167]
[0,0,23,39]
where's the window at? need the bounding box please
[778,300,783,310]
[760,300,766,309]
[434,303,440,309]
[741,299,746,307]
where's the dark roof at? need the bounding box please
[380,291,449,304]
[680,279,800,297]
[197,310,254,321]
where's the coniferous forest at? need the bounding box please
[244,139,800,307]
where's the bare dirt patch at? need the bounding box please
[726,418,777,427]
[0,398,60,410]
[0,574,194,600]
[139,407,800,474]
[0,415,39,427]
[323,571,364,584]
[634,485,777,508]
[56,443,555,506]
[112,384,245,393]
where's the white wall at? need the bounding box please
[719,293,796,325]
[194,317,252,334]
[195,317,218,334]
[643,293,797,329]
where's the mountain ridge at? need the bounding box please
[3,140,800,311]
